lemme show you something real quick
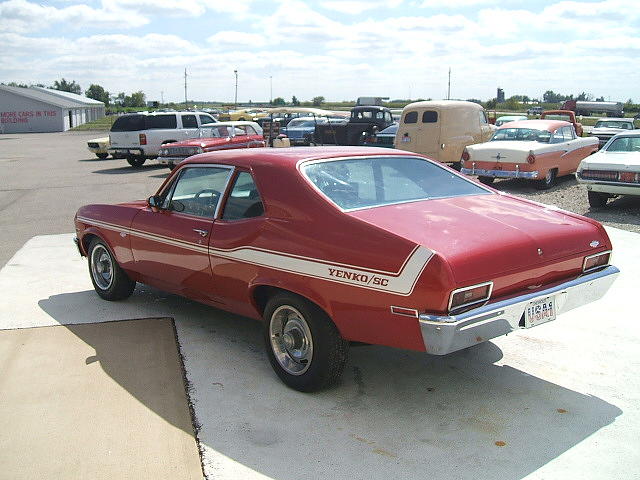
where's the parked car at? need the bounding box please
[314,106,395,146]
[282,117,347,145]
[527,106,543,115]
[540,110,584,136]
[576,131,640,207]
[395,100,496,169]
[363,123,398,148]
[589,118,636,148]
[108,111,218,167]
[157,121,265,169]
[495,115,527,127]
[74,146,618,391]
[218,109,270,122]
[87,137,110,159]
[461,120,599,189]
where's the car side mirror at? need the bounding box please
[147,195,162,209]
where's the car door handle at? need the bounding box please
[193,228,208,237]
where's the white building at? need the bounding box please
[0,85,105,133]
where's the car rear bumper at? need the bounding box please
[578,178,640,196]
[108,147,146,157]
[157,156,185,165]
[418,265,619,355]
[461,166,539,179]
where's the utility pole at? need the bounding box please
[447,67,451,100]
[270,75,273,104]
[184,68,188,109]
[160,90,164,105]
[234,69,238,109]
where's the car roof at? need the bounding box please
[184,146,420,169]
[609,130,640,138]
[595,118,631,122]
[497,119,570,131]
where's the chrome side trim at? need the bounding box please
[418,265,619,355]
[461,167,539,179]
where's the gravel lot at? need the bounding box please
[0,130,638,267]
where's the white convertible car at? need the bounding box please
[576,130,640,207]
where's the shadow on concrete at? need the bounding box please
[78,157,121,163]
[92,164,166,175]
[38,287,622,480]
[489,174,577,196]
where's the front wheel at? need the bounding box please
[478,176,494,185]
[588,191,609,208]
[96,153,109,159]
[127,155,145,168]
[88,238,136,301]
[263,293,348,392]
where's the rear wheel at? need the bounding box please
[588,191,609,208]
[126,155,145,168]
[88,238,136,300]
[450,161,462,171]
[478,176,494,185]
[96,153,108,159]
[536,168,557,190]
[263,293,348,392]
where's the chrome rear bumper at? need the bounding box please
[461,167,538,179]
[419,265,619,355]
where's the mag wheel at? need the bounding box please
[88,238,136,301]
[264,293,348,392]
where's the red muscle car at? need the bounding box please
[157,121,265,170]
[74,146,619,391]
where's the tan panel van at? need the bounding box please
[395,100,496,168]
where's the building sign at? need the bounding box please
[1,110,57,124]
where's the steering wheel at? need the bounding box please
[194,189,220,199]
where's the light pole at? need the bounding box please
[270,75,273,104]
[234,69,238,110]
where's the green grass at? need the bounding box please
[70,115,115,131]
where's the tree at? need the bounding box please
[312,96,325,106]
[52,78,81,95]
[4,81,28,88]
[272,97,286,106]
[127,90,146,107]
[576,92,593,101]
[485,98,497,109]
[291,95,300,106]
[85,84,110,105]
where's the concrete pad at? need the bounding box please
[0,230,639,479]
[0,318,203,480]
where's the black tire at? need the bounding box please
[450,161,462,171]
[96,153,109,159]
[87,238,136,301]
[536,168,557,190]
[588,191,609,208]
[263,293,348,392]
[126,155,145,168]
[478,176,494,185]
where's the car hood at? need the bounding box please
[579,151,640,170]
[591,127,628,135]
[349,193,607,284]
[168,137,232,148]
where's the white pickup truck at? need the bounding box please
[108,111,218,167]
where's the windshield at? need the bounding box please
[303,156,488,211]
[595,121,633,129]
[491,128,551,143]
[605,136,640,152]
[200,125,232,137]
[287,119,320,128]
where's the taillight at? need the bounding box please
[527,151,535,164]
[448,282,493,313]
[583,251,611,273]
[139,133,147,145]
[461,148,470,162]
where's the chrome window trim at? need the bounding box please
[298,155,493,213]
[582,250,612,273]
[447,281,494,314]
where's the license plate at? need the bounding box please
[525,296,556,328]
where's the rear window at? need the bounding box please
[110,114,146,132]
[303,156,488,211]
[181,115,198,128]
[422,111,438,123]
[146,115,177,129]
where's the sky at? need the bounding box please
[0,0,638,104]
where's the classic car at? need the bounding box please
[74,146,619,392]
[87,137,110,159]
[495,115,527,127]
[363,123,398,148]
[461,120,599,188]
[156,121,265,169]
[314,106,395,146]
[576,130,640,207]
[527,106,543,115]
[589,118,636,148]
[218,109,270,122]
[395,100,496,169]
[282,116,347,145]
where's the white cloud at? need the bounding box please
[419,0,497,7]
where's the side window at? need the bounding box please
[199,114,215,125]
[479,110,488,124]
[147,115,177,129]
[244,125,257,135]
[422,111,438,123]
[182,115,198,128]
[222,172,264,220]
[564,126,575,140]
[403,111,418,124]
[550,129,566,144]
[162,167,232,218]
